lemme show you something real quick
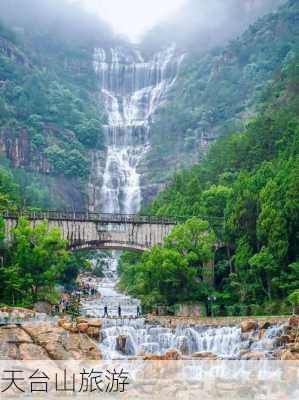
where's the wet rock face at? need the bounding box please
[192,351,216,359]
[240,320,258,333]
[289,315,299,328]
[0,319,101,360]
[143,349,182,361]
[58,317,102,340]
[116,335,128,354]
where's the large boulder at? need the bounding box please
[22,321,101,360]
[164,349,182,360]
[77,322,89,333]
[86,319,102,328]
[289,315,299,328]
[240,320,258,333]
[86,326,100,339]
[33,301,52,314]
[280,350,299,360]
[58,318,101,339]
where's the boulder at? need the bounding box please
[287,342,299,352]
[33,301,52,314]
[87,319,102,328]
[143,353,160,361]
[77,323,89,333]
[76,317,88,324]
[280,350,299,360]
[259,321,271,330]
[86,326,100,339]
[192,351,216,359]
[164,349,182,360]
[144,349,182,360]
[22,321,101,360]
[241,351,264,360]
[60,321,73,331]
[116,335,128,353]
[240,320,258,333]
[289,315,299,328]
[57,318,67,327]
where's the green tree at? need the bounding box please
[0,218,70,305]
[119,218,216,310]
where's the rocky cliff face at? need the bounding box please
[0,25,101,209]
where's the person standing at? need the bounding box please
[137,305,141,317]
[103,305,109,318]
[118,305,122,318]
[59,297,64,313]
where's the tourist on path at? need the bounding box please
[118,305,122,318]
[103,305,109,318]
[137,305,140,317]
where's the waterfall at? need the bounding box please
[89,44,184,213]
[81,314,287,360]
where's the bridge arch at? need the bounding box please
[69,240,148,253]
[3,211,177,252]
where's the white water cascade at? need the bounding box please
[89,44,184,213]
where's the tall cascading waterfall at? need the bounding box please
[89,44,184,213]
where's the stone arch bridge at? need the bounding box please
[3,211,178,252]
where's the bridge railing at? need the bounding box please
[2,210,178,225]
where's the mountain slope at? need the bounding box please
[0,0,115,209]
[141,0,299,195]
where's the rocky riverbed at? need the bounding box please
[1,309,298,361]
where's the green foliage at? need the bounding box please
[0,17,105,181]
[145,0,299,183]
[138,53,299,315]
[288,289,299,306]
[0,166,20,210]
[60,251,89,291]
[0,218,70,305]
[119,218,215,310]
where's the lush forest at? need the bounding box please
[119,50,299,316]
[144,0,299,186]
[0,0,114,209]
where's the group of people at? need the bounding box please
[79,279,98,296]
[53,290,80,314]
[103,305,141,318]
[53,293,70,314]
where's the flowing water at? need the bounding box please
[83,44,288,362]
[88,44,184,213]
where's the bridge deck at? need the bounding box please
[2,211,178,225]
